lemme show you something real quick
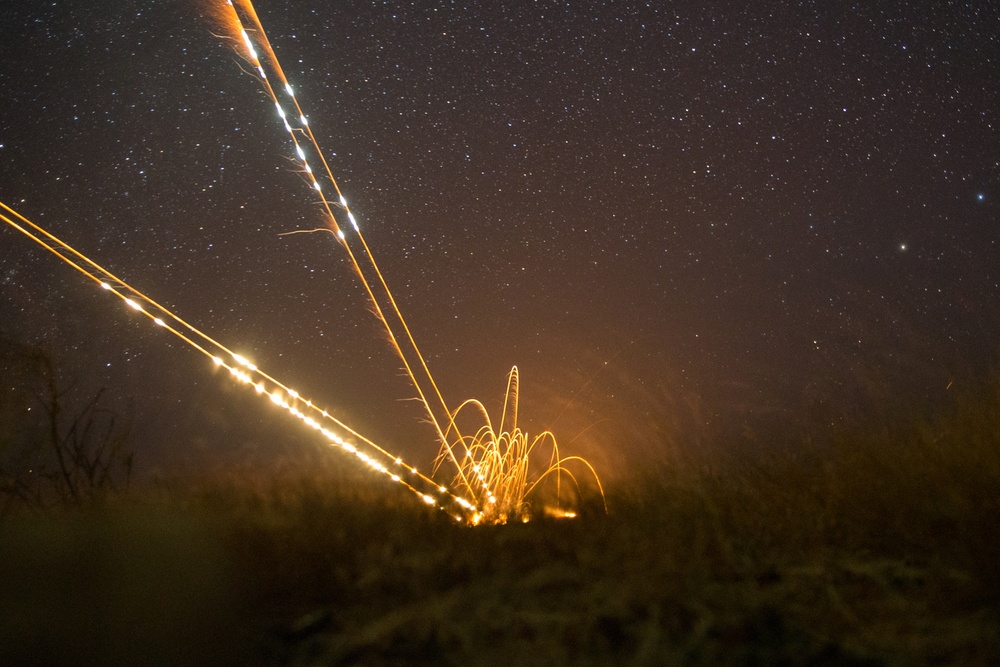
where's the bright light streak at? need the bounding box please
[219,0,606,522]
[3,196,478,519]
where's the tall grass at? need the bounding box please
[2,382,998,665]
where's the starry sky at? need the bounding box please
[1,0,997,476]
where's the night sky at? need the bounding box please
[1,1,997,477]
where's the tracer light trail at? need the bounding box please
[217,0,605,522]
[0,200,478,521]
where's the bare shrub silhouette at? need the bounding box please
[0,339,133,514]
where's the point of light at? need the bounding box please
[284,83,293,96]
[154,317,166,327]
[100,282,111,290]
[125,298,143,311]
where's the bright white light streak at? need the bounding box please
[125,298,143,311]
[275,103,286,119]
[285,83,294,96]
[154,318,166,327]
[295,145,306,160]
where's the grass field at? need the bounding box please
[2,382,999,665]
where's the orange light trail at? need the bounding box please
[219,0,606,522]
[0,199,478,522]
[222,0,477,494]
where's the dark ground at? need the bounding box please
[2,377,999,666]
